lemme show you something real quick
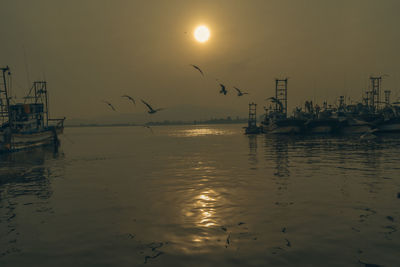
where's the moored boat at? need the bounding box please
[261,112,305,134]
[0,66,65,153]
[338,118,374,135]
[304,118,340,134]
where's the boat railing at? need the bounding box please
[48,117,66,128]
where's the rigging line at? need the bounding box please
[23,45,31,89]
[7,73,13,100]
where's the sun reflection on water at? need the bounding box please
[171,127,234,137]
[180,187,225,248]
[193,190,218,228]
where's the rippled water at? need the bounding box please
[0,125,399,266]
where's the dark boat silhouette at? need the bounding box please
[0,66,65,153]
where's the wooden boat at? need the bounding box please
[0,66,65,153]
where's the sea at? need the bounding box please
[0,124,399,267]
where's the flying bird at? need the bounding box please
[121,94,136,105]
[141,99,165,114]
[218,83,228,95]
[142,124,154,133]
[103,100,116,111]
[190,64,204,77]
[234,87,249,96]
[266,97,283,111]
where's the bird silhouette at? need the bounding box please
[265,97,283,111]
[218,83,228,95]
[103,100,116,111]
[121,94,136,105]
[234,87,249,96]
[142,124,154,133]
[190,64,204,77]
[141,99,165,114]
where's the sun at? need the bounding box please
[194,26,210,43]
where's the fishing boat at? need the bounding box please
[0,66,65,153]
[261,112,305,134]
[298,101,340,134]
[372,105,400,133]
[304,118,340,134]
[261,78,305,134]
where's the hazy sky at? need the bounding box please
[1,0,400,121]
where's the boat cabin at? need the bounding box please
[9,103,45,132]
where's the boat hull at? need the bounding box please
[340,125,372,135]
[305,119,340,134]
[263,125,302,134]
[375,118,400,133]
[245,126,262,134]
[262,118,305,134]
[0,127,62,153]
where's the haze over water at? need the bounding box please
[0,125,399,266]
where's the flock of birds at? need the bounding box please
[101,64,250,131]
[102,97,164,115]
[189,64,249,96]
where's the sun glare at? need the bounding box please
[194,26,210,43]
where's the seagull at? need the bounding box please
[265,97,283,111]
[121,94,136,105]
[190,64,204,77]
[142,124,154,133]
[141,99,165,114]
[234,87,249,96]
[218,83,228,95]
[103,100,116,111]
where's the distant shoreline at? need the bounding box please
[65,118,248,127]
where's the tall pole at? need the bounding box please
[1,66,11,125]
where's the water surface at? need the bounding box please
[1,125,399,266]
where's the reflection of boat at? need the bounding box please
[0,145,59,256]
[0,145,60,184]
[0,66,65,153]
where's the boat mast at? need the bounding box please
[369,76,382,113]
[384,90,391,106]
[0,66,11,125]
[275,78,288,117]
[33,81,49,127]
[248,102,257,128]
